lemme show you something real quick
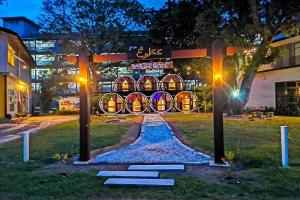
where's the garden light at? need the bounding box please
[79,77,87,83]
[231,88,240,98]
[214,73,222,81]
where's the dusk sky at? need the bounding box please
[0,0,167,25]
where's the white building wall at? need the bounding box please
[246,67,300,108]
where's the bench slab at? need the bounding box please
[104,178,174,186]
[97,171,159,178]
[128,164,184,171]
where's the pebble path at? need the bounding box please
[93,114,212,164]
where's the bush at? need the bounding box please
[0,117,10,123]
[16,112,27,118]
[5,113,12,120]
[55,110,79,115]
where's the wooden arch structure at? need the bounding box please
[65,40,240,164]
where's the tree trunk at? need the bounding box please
[228,46,267,115]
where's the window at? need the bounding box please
[7,44,16,67]
[36,68,52,80]
[295,43,300,64]
[35,55,55,66]
[8,89,15,112]
[276,81,300,116]
[23,40,36,51]
[36,40,56,52]
[31,69,36,80]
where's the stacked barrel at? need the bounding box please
[99,74,198,114]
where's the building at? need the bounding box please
[0,27,34,118]
[0,17,151,96]
[246,36,300,115]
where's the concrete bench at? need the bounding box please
[104,178,174,187]
[128,164,184,171]
[97,171,159,178]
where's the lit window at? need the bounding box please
[8,89,15,112]
[8,44,16,67]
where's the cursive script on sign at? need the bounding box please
[136,46,163,59]
[128,43,170,60]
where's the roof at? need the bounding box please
[271,35,300,47]
[0,26,36,65]
[1,16,40,28]
[258,65,300,73]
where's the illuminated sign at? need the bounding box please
[128,62,173,70]
[128,43,170,60]
[59,97,80,111]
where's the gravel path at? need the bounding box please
[93,114,212,164]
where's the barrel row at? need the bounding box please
[114,74,184,92]
[100,91,198,114]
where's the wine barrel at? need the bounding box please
[125,92,148,113]
[161,74,184,91]
[137,75,159,92]
[174,91,198,112]
[114,75,136,93]
[150,91,173,113]
[99,93,124,114]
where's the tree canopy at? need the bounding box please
[39,0,146,54]
[148,0,300,113]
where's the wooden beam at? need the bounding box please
[212,39,225,164]
[78,50,90,162]
[226,47,242,56]
[171,49,207,59]
[65,47,241,65]
[64,55,78,65]
[93,53,128,63]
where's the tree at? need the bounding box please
[39,0,147,94]
[40,70,56,113]
[148,0,300,114]
[39,0,146,54]
[213,0,300,114]
[0,0,7,5]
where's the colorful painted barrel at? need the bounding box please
[137,75,159,92]
[150,91,173,113]
[174,91,198,112]
[161,74,184,91]
[114,76,136,92]
[99,93,124,114]
[125,92,148,113]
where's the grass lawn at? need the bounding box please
[164,113,300,199]
[1,114,300,200]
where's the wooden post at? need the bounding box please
[212,39,225,164]
[78,50,90,162]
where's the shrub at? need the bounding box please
[5,113,12,120]
[16,112,27,118]
[55,110,79,115]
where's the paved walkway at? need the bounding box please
[0,115,78,144]
[93,114,212,164]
